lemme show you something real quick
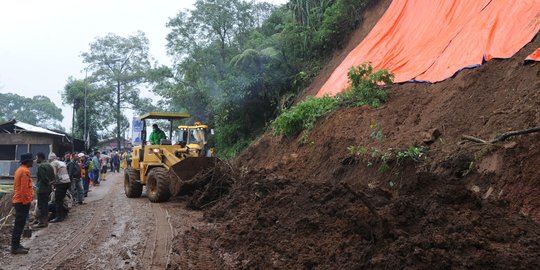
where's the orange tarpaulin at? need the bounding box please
[317,0,540,96]
[527,48,540,61]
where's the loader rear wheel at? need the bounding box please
[124,169,143,198]
[147,167,171,203]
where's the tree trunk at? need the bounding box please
[72,105,76,152]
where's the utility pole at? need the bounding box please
[84,69,88,152]
[71,105,75,152]
[84,63,99,152]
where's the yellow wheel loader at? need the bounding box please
[124,112,217,203]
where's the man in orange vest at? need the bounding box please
[11,153,34,254]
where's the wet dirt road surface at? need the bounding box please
[0,172,204,270]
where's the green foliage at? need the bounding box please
[369,122,383,141]
[347,145,368,156]
[348,144,427,174]
[338,62,394,107]
[315,0,370,51]
[272,62,392,139]
[160,0,376,158]
[0,93,63,128]
[211,118,256,159]
[272,95,337,137]
[396,146,426,164]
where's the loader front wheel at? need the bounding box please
[124,169,143,198]
[146,167,171,203]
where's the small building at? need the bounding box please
[0,120,83,177]
[96,137,131,153]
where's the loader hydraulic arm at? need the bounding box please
[158,148,184,170]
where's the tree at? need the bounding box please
[81,31,152,150]
[164,0,288,157]
[62,77,85,140]
[0,93,63,128]
[61,77,111,148]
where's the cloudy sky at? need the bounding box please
[0,0,286,130]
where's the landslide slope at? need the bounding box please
[168,4,540,269]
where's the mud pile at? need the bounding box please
[0,194,12,219]
[0,194,13,250]
[171,168,540,269]
[184,162,236,210]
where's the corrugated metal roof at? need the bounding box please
[14,121,65,136]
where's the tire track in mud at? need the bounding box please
[0,173,179,270]
[141,203,174,269]
[52,174,162,270]
[38,177,120,270]
[38,200,107,270]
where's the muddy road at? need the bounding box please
[0,172,204,270]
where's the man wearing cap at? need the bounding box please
[149,124,166,145]
[49,153,71,223]
[11,153,34,254]
[35,152,54,228]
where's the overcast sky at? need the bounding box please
[0,0,286,131]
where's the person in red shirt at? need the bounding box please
[11,153,34,254]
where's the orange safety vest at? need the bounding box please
[79,160,86,178]
[12,165,34,204]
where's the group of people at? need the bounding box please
[10,149,132,255]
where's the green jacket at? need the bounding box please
[149,129,166,145]
[37,161,55,194]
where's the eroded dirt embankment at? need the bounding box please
[168,27,540,270]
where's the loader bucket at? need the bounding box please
[169,157,218,183]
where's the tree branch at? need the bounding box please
[341,183,380,219]
[462,127,540,144]
[341,183,390,237]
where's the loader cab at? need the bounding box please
[176,123,207,146]
[175,122,214,157]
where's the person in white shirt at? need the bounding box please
[48,153,71,223]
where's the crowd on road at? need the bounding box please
[9,150,132,254]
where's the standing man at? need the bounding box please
[49,153,71,223]
[112,151,120,173]
[91,151,101,186]
[35,152,54,228]
[67,154,84,205]
[126,151,132,168]
[149,124,166,145]
[80,154,90,197]
[11,153,34,254]
[100,152,109,181]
